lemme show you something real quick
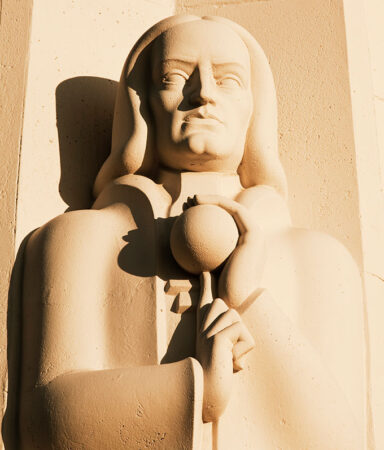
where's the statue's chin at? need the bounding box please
[186,132,229,158]
[158,134,240,172]
[186,133,212,156]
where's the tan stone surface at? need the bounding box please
[344,1,384,448]
[0,0,33,448]
[364,0,384,179]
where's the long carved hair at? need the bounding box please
[93,15,287,198]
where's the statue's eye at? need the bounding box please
[216,76,242,88]
[161,72,188,85]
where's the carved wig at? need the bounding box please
[93,15,288,198]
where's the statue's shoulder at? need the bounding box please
[92,174,171,217]
[26,208,113,256]
[25,174,169,261]
[236,185,359,277]
[236,185,291,230]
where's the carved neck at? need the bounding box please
[157,168,243,216]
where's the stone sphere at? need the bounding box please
[170,204,239,274]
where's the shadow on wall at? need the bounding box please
[56,76,117,211]
[2,233,34,449]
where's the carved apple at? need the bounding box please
[170,204,239,274]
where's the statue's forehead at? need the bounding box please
[152,20,250,68]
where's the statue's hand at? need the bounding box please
[196,272,255,423]
[193,195,265,309]
[190,194,258,239]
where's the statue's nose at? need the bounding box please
[189,70,216,106]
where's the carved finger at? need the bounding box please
[194,194,238,213]
[187,196,196,207]
[233,337,255,372]
[201,298,230,332]
[214,321,255,372]
[205,307,240,337]
[213,321,254,349]
[182,196,197,211]
[233,356,246,372]
[194,194,253,234]
[232,324,255,371]
[197,272,214,331]
[233,338,255,362]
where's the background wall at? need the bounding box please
[364,0,384,188]
[1,0,383,448]
[0,1,33,448]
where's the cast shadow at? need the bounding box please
[56,76,117,211]
[115,185,199,364]
[2,232,35,450]
[116,182,184,282]
[119,214,198,365]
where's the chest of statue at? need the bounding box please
[98,200,200,370]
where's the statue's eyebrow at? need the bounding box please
[160,59,248,77]
[211,62,248,79]
[161,59,195,72]
[211,62,246,71]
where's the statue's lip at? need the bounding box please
[184,111,223,123]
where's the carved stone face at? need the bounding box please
[150,20,253,173]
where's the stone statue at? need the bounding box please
[19,15,364,449]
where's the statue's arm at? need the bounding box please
[193,193,363,447]
[239,289,362,449]
[238,230,364,449]
[19,210,203,450]
[21,361,203,449]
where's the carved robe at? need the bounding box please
[20,173,364,449]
